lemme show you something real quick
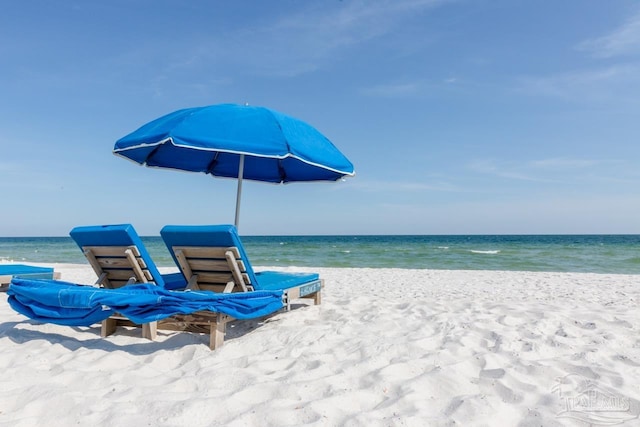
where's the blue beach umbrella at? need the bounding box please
[113,104,355,228]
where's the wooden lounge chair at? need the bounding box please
[160,224,323,349]
[69,224,186,340]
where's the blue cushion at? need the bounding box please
[70,224,186,290]
[255,271,320,290]
[162,272,188,290]
[0,264,54,279]
[161,224,259,285]
[160,224,320,292]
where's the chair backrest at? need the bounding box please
[70,224,166,289]
[160,224,258,293]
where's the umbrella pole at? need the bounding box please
[234,154,245,229]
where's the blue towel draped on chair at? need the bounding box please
[7,278,284,326]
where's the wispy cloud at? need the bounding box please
[272,0,449,46]
[82,0,454,96]
[515,64,640,102]
[38,0,453,94]
[350,178,462,193]
[516,10,640,103]
[468,159,553,183]
[360,76,462,98]
[577,8,640,58]
[360,81,424,97]
[219,0,451,77]
[138,0,449,80]
[468,157,638,188]
[529,158,598,169]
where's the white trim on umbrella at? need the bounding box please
[113,137,356,178]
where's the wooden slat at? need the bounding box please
[81,244,157,340]
[183,259,246,274]
[195,283,229,293]
[135,257,148,269]
[175,249,194,282]
[83,245,141,257]
[189,273,251,285]
[94,257,138,269]
[194,272,235,284]
[83,248,107,286]
[104,256,147,270]
[186,275,200,290]
[226,250,247,292]
[170,244,253,292]
[101,269,140,281]
[173,246,241,259]
[103,269,150,282]
[192,272,249,286]
[241,273,250,285]
[83,245,151,285]
[125,248,148,283]
[187,259,232,272]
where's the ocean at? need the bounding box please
[1,235,639,274]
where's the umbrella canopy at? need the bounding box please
[113,104,355,227]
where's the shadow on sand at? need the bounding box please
[0,302,310,354]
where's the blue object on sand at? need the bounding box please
[7,278,284,326]
[0,264,58,291]
[6,224,321,350]
[0,264,56,279]
[160,224,322,295]
[69,224,186,290]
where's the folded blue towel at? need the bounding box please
[7,278,284,326]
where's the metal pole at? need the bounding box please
[234,154,244,229]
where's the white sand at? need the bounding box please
[1,265,639,426]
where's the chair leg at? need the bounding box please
[300,290,321,305]
[101,318,118,337]
[142,322,157,340]
[102,318,157,340]
[210,314,227,350]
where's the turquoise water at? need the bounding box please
[0,235,638,274]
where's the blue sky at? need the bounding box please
[1,0,639,236]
